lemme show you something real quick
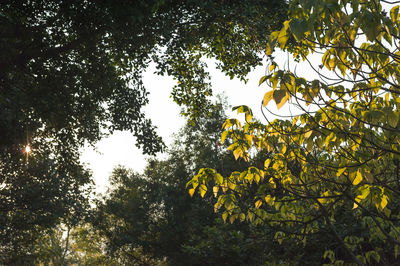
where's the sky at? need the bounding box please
[80,60,270,193]
[80,50,320,193]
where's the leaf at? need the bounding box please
[363,170,374,183]
[277,28,289,48]
[259,75,271,86]
[222,212,228,223]
[328,57,337,70]
[199,184,207,197]
[233,148,242,160]
[361,14,381,41]
[388,112,399,127]
[269,64,276,72]
[304,130,313,139]
[264,159,271,169]
[273,89,289,109]
[289,18,308,41]
[263,90,274,106]
[247,211,255,222]
[239,213,246,222]
[352,170,362,186]
[265,195,275,206]
[380,195,388,209]
[391,5,399,22]
[188,188,195,197]
[215,173,223,184]
[222,119,232,129]
[281,144,287,154]
[266,42,273,55]
[221,131,229,144]
[213,186,219,197]
[255,200,263,208]
[336,168,346,177]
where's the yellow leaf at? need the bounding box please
[336,168,346,177]
[239,213,246,222]
[259,75,270,86]
[352,170,363,185]
[265,195,275,206]
[380,195,388,209]
[281,145,287,154]
[199,184,207,198]
[264,159,271,169]
[277,28,289,48]
[263,90,274,106]
[229,215,236,224]
[245,112,253,122]
[227,143,236,151]
[328,57,337,70]
[304,130,313,139]
[213,186,219,197]
[189,188,195,197]
[255,200,263,209]
[214,202,219,212]
[221,131,229,144]
[222,212,228,223]
[233,148,242,160]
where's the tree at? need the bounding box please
[92,101,286,265]
[188,0,400,264]
[0,0,288,262]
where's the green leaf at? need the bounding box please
[388,111,399,127]
[361,13,381,41]
[266,42,273,55]
[289,19,308,41]
[273,89,289,109]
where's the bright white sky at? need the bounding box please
[80,52,319,193]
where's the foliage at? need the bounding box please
[92,102,282,265]
[188,0,400,264]
[0,0,287,262]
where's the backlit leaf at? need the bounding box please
[189,188,195,197]
[263,90,274,106]
[352,170,362,186]
[273,89,289,109]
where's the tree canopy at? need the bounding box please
[188,0,400,264]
